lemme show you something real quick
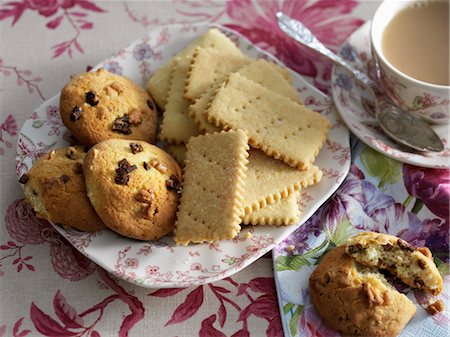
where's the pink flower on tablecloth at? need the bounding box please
[24,0,75,17]
[146,265,159,275]
[49,235,96,281]
[1,114,17,136]
[0,0,105,58]
[5,199,50,245]
[0,114,18,156]
[125,258,139,269]
[225,0,364,93]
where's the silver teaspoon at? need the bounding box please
[276,12,444,153]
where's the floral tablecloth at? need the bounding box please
[1,1,447,336]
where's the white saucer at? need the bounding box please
[331,21,450,168]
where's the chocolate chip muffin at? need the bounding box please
[60,68,158,147]
[22,146,106,232]
[345,231,443,295]
[309,245,416,337]
[83,139,182,240]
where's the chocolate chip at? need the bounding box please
[114,158,136,185]
[117,158,137,173]
[112,115,132,135]
[147,99,155,110]
[130,142,143,154]
[417,259,426,269]
[85,91,98,106]
[60,175,70,183]
[114,173,129,185]
[382,243,393,251]
[143,162,150,170]
[19,174,29,184]
[70,107,83,122]
[166,175,182,194]
[397,239,414,252]
[347,243,363,254]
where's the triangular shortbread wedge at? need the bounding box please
[184,47,250,101]
[159,57,200,144]
[174,130,249,245]
[242,193,300,226]
[206,73,330,170]
[242,149,321,213]
[146,28,243,109]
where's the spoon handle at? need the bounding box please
[276,12,381,94]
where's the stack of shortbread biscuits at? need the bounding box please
[147,29,330,245]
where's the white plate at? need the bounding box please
[331,21,450,168]
[15,24,350,288]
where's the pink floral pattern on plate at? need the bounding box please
[15,23,350,288]
[331,21,450,168]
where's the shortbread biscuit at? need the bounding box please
[166,144,187,166]
[237,59,301,104]
[60,68,158,147]
[84,139,182,241]
[23,146,106,232]
[159,57,200,144]
[345,232,443,295]
[174,130,249,245]
[145,58,176,110]
[146,28,243,109]
[184,47,250,101]
[206,73,330,169]
[269,62,292,84]
[188,88,221,133]
[188,61,302,133]
[242,193,299,226]
[309,245,416,337]
[242,149,322,213]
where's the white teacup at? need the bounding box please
[371,0,450,124]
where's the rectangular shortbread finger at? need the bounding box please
[242,193,300,226]
[159,57,200,144]
[146,28,243,109]
[174,130,249,245]
[242,149,322,213]
[184,47,250,101]
[205,73,330,170]
[188,59,303,134]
